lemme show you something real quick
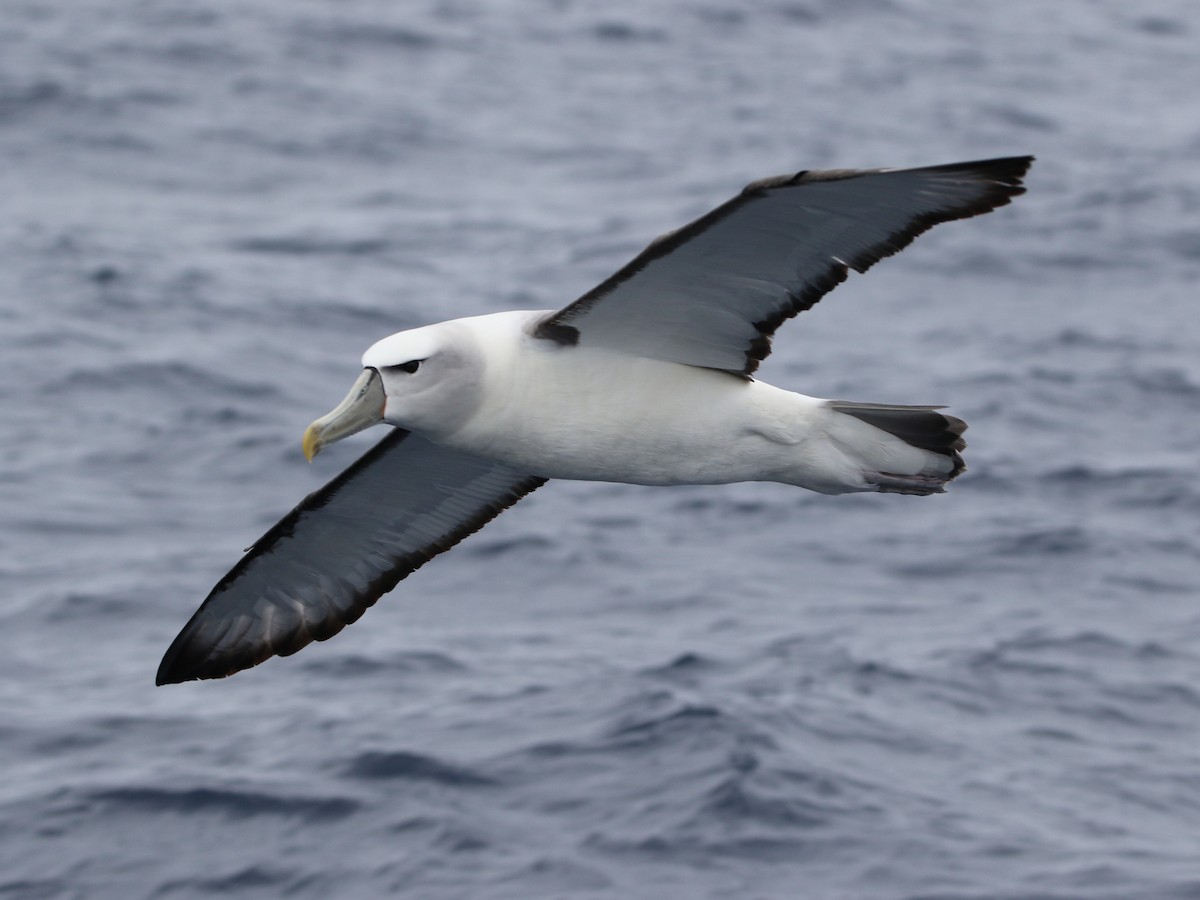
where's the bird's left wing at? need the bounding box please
[534,156,1032,376]
[157,429,546,684]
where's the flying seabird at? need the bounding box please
[157,156,1033,685]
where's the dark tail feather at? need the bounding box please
[828,400,967,480]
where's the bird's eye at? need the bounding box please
[397,360,421,374]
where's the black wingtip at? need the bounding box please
[932,155,1035,205]
[155,653,187,686]
[155,628,209,685]
[156,608,282,685]
[155,640,263,685]
[155,628,188,685]
[929,155,1035,185]
[155,609,266,685]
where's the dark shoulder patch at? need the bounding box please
[533,319,580,346]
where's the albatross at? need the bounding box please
[157,155,1033,685]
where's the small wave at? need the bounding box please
[698,776,830,828]
[1108,681,1200,714]
[379,815,493,855]
[1133,14,1188,36]
[462,533,555,559]
[386,650,470,673]
[1022,726,1084,743]
[510,689,773,767]
[590,21,668,43]
[1105,574,1192,595]
[606,702,724,743]
[496,856,612,892]
[585,830,821,864]
[46,360,279,402]
[1038,463,1181,485]
[0,79,70,120]
[155,865,294,896]
[88,785,358,821]
[293,19,441,51]
[302,649,467,678]
[981,102,1059,133]
[341,750,496,786]
[989,526,1091,557]
[1165,229,1200,261]
[991,630,1162,661]
[965,631,1200,732]
[227,235,392,257]
[641,651,722,679]
[1126,365,1200,398]
[0,877,63,900]
[42,591,142,623]
[669,495,775,518]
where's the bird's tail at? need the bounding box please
[826,401,967,495]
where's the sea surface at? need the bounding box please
[3,1,1199,897]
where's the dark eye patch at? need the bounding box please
[397,360,421,374]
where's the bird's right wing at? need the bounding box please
[157,429,546,684]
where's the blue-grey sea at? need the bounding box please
[3,1,1200,897]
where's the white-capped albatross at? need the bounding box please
[157,156,1033,685]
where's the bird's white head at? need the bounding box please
[302,320,485,461]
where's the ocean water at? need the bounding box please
[3,1,1200,897]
